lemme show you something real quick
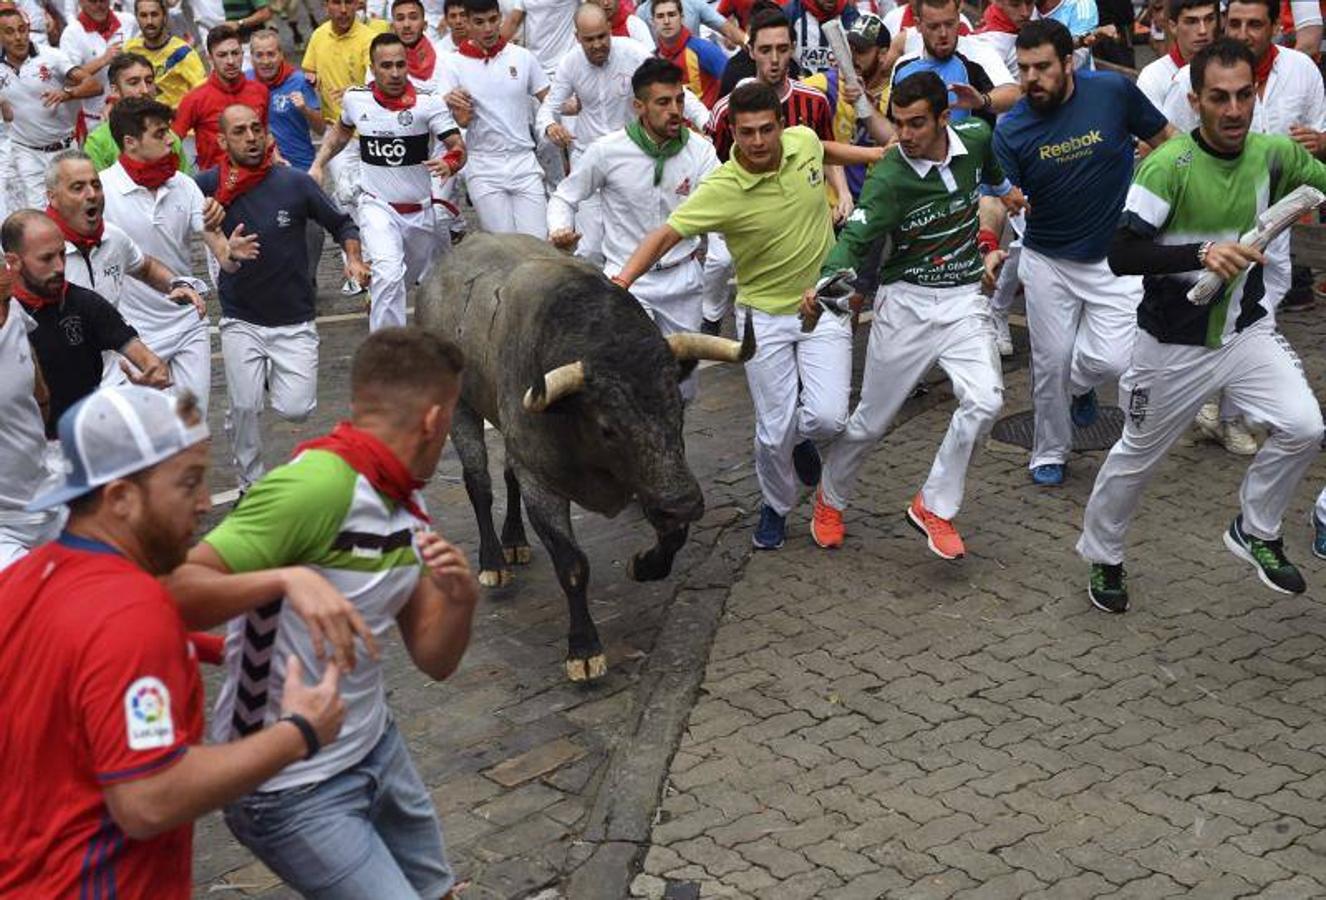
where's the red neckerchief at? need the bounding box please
[293,422,431,522]
[404,36,437,81]
[979,3,1019,33]
[372,80,417,110]
[657,27,693,64]
[1167,43,1186,67]
[45,205,103,251]
[118,151,179,189]
[215,142,275,206]
[77,9,120,40]
[256,60,295,88]
[458,38,508,60]
[802,0,847,23]
[13,281,65,310]
[610,0,635,35]
[1255,44,1278,87]
[208,70,247,95]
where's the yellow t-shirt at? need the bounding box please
[123,36,206,110]
[301,18,390,124]
[668,126,835,316]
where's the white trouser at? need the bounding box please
[220,318,318,489]
[738,305,852,516]
[106,324,213,416]
[358,197,437,332]
[990,239,1022,315]
[1021,247,1141,469]
[9,141,66,211]
[575,191,605,266]
[0,509,63,570]
[466,154,547,238]
[702,232,734,324]
[326,141,363,220]
[434,175,467,235]
[1078,322,1324,564]
[630,257,704,401]
[822,283,1004,520]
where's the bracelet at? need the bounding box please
[440,148,464,172]
[981,91,992,112]
[977,228,1000,256]
[1197,241,1213,267]
[279,713,320,760]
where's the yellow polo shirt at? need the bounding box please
[668,126,835,316]
[123,36,206,110]
[301,17,390,124]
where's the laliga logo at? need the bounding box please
[367,138,408,166]
[131,683,166,724]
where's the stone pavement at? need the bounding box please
[631,306,1326,899]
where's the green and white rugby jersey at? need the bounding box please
[1124,131,1326,348]
[823,119,1010,289]
[206,449,425,791]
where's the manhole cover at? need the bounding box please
[991,406,1125,451]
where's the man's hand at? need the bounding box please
[548,228,581,251]
[416,531,479,607]
[289,90,307,111]
[798,286,820,321]
[307,162,325,186]
[948,82,988,111]
[279,657,347,748]
[1290,125,1324,157]
[97,41,124,67]
[982,249,1009,294]
[999,186,1028,216]
[41,88,70,108]
[168,284,207,318]
[832,191,854,226]
[121,356,172,388]
[1202,242,1265,280]
[841,82,862,106]
[545,123,574,148]
[344,256,370,287]
[227,223,261,261]
[445,88,473,115]
[281,566,381,671]
[424,156,456,178]
[202,197,226,229]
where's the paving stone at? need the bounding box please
[732,837,814,879]
[483,737,589,788]
[473,781,565,826]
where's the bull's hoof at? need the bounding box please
[565,654,608,682]
[478,568,512,588]
[627,549,673,583]
[503,544,532,565]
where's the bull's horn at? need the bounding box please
[667,317,756,364]
[523,361,586,412]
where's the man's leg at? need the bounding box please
[793,305,851,446]
[360,201,409,332]
[166,325,213,417]
[219,318,270,491]
[466,171,518,234]
[509,166,549,239]
[1067,258,1140,399]
[633,262,704,401]
[1021,247,1084,471]
[921,312,1005,520]
[400,209,439,300]
[740,307,802,517]
[370,723,455,897]
[11,144,52,210]
[267,322,319,425]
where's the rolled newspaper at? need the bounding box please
[821,19,877,124]
[1186,184,1326,305]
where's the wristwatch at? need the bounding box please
[170,275,210,296]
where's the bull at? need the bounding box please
[416,234,754,681]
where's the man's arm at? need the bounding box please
[118,338,172,387]
[44,64,103,106]
[308,120,354,184]
[616,224,685,287]
[820,160,898,277]
[200,224,260,274]
[234,3,274,34]
[501,6,525,40]
[696,0,743,45]
[547,142,604,251]
[536,68,575,147]
[823,141,886,167]
[131,255,207,318]
[396,532,479,680]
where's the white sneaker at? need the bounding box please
[993,311,1013,357]
[1194,400,1221,441]
[1220,420,1258,456]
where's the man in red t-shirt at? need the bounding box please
[0,385,345,899]
[173,24,270,171]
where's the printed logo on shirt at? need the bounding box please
[397,109,413,126]
[508,65,518,79]
[675,177,691,196]
[124,675,175,750]
[1036,129,1104,162]
[1128,386,1150,427]
[60,315,83,346]
[102,263,122,284]
[807,165,823,187]
[847,207,867,224]
[37,64,52,82]
[359,132,431,167]
[277,208,292,228]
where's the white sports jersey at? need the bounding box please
[510,0,578,74]
[548,128,719,272]
[0,46,79,147]
[62,220,146,310]
[439,43,549,158]
[59,16,129,125]
[0,300,46,513]
[535,38,650,156]
[340,85,460,205]
[1134,52,1180,114]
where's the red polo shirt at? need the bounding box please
[173,73,269,171]
[0,534,205,899]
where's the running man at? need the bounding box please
[124,0,208,110]
[1078,39,1326,612]
[617,81,884,550]
[311,32,465,331]
[810,71,1012,560]
[993,20,1173,487]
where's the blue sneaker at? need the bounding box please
[1031,463,1065,486]
[1312,513,1326,560]
[792,440,822,487]
[752,505,786,550]
[1071,389,1099,428]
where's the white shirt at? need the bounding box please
[437,32,461,54]
[100,163,209,344]
[340,85,459,204]
[0,46,80,146]
[535,38,650,156]
[1135,52,1180,113]
[549,127,719,272]
[884,6,974,55]
[1164,46,1326,136]
[439,43,549,159]
[62,220,146,310]
[623,14,654,48]
[1290,0,1323,28]
[511,0,579,74]
[0,300,47,513]
[59,16,129,125]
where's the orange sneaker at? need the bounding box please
[811,489,844,548]
[906,494,965,559]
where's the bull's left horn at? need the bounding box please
[524,361,586,412]
[667,326,755,364]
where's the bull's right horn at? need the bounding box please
[524,361,586,412]
[667,315,756,364]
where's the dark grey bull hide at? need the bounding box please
[415,234,753,681]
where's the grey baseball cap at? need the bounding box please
[28,385,210,511]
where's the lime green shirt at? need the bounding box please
[668,125,835,316]
[83,121,193,175]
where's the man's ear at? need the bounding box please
[422,403,444,439]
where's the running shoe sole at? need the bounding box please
[1087,586,1128,614]
[905,506,963,560]
[1223,529,1297,595]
